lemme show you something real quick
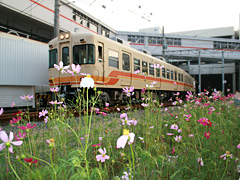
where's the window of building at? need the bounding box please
[49,49,57,68]
[62,47,69,66]
[122,53,130,71]
[142,61,148,75]
[134,58,140,71]
[128,35,144,43]
[108,49,119,68]
[73,44,95,64]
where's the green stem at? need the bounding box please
[221,159,228,180]
[8,150,20,180]
[130,143,135,179]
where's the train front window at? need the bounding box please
[73,44,95,64]
[49,49,57,68]
[62,47,69,66]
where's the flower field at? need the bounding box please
[0,63,240,180]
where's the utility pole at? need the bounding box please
[54,0,60,38]
[162,26,167,60]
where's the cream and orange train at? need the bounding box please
[48,31,195,103]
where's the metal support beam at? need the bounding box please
[222,51,225,94]
[54,0,60,38]
[233,72,236,93]
[198,51,201,93]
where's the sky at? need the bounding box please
[71,0,240,33]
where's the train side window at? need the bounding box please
[167,69,170,79]
[62,47,69,66]
[108,49,119,68]
[171,70,173,80]
[162,68,165,78]
[98,45,103,63]
[156,68,160,77]
[49,49,57,68]
[178,73,181,81]
[149,63,154,76]
[122,53,130,71]
[181,74,183,82]
[175,71,177,81]
[142,61,148,75]
[134,58,140,71]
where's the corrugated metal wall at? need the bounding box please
[0,36,49,86]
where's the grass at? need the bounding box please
[0,87,239,180]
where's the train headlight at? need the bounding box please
[65,33,70,39]
[60,34,64,40]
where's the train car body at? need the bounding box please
[48,32,195,102]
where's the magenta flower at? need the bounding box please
[49,100,63,105]
[54,61,70,74]
[67,64,81,76]
[0,108,3,116]
[204,131,211,139]
[170,124,178,130]
[116,129,135,148]
[198,117,209,126]
[0,131,23,153]
[184,113,192,121]
[20,94,33,101]
[39,109,48,118]
[24,158,38,164]
[172,147,175,154]
[10,116,21,124]
[105,102,109,107]
[141,88,146,93]
[50,87,59,93]
[96,148,110,162]
[18,123,37,130]
[219,151,233,160]
[185,91,193,100]
[122,86,134,97]
[92,143,102,147]
[198,158,204,166]
[14,131,27,141]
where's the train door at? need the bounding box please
[60,44,70,66]
[121,51,131,86]
[174,70,178,90]
[97,42,104,83]
[156,66,161,88]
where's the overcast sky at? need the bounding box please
[72,0,240,33]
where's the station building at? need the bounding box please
[0,0,240,106]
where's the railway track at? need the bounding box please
[0,101,173,126]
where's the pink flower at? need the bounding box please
[20,94,33,101]
[204,131,211,139]
[173,82,177,85]
[49,100,63,105]
[117,108,120,111]
[105,102,109,107]
[67,64,81,76]
[151,81,157,85]
[14,131,27,141]
[99,137,103,141]
[170,124,178,130]
[198,158,204,166]
[172,147,175,154]
[134,69,140,74]
[198,117,209,126]
[141,88,146,94]
[0,108,3,116]
[184,113,192,121]
[96,148,110,162]
[120,113,128,119]
[46,138,55,147]
[189,134,194,137]
[122,86,134,97]
[10,116,21,124]
[116,129,135,148]
[130,119,138,126]
[237,144,240,149]
[166,133,174,136]
[54,61,70,74]
[174,92,180,96]
[39,109,48,118]
[151,64,164,69]
[11,102,16,108]
[50,87,59,93]
[174,135,182,142]
[219,151,233,160]
[0,131,23,153]
[24,158,38,164]
[18,123,37,130]
[44,116,48,123]
[141,103,149,107]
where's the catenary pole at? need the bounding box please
[54,0,60,38]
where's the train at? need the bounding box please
[48,31,195,103]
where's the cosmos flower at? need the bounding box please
[237,144,240,149]
[189,134,194,137]
[46,138,55,147]
[204,131,211,139]
[122,86,134,97]
[219,151,233,160]
[134,69,140,74]
[141,103,149,107]
[18,123,37,130]
[174,135,182,142]
[151,64,164,69]
[49,100,63,105]
[170,124,178,130]
[198,117,209,126]
[14,131,27,141]
[20,94,33,101]
[67,64,81,76]
[184,113,192,121]
[24,158,38,164]
[50,87,59,93]
[39,109,48,118]
[198,158,204,166]
[80,75,94,89]
[44,116,48,123]
[116,129,135,148]
[96,148,110,162]
[166,133,174,136]
[122,171,133,180]
[10,116,21,124]
[54,61,70,74]
[172,147,175,154]
[105,102,109,107]
[11,102,16,108]
[0,131,23,153]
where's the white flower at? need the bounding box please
[117,129,135,148]
[80,75,94,89]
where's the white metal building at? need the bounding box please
[0,32,48,107]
